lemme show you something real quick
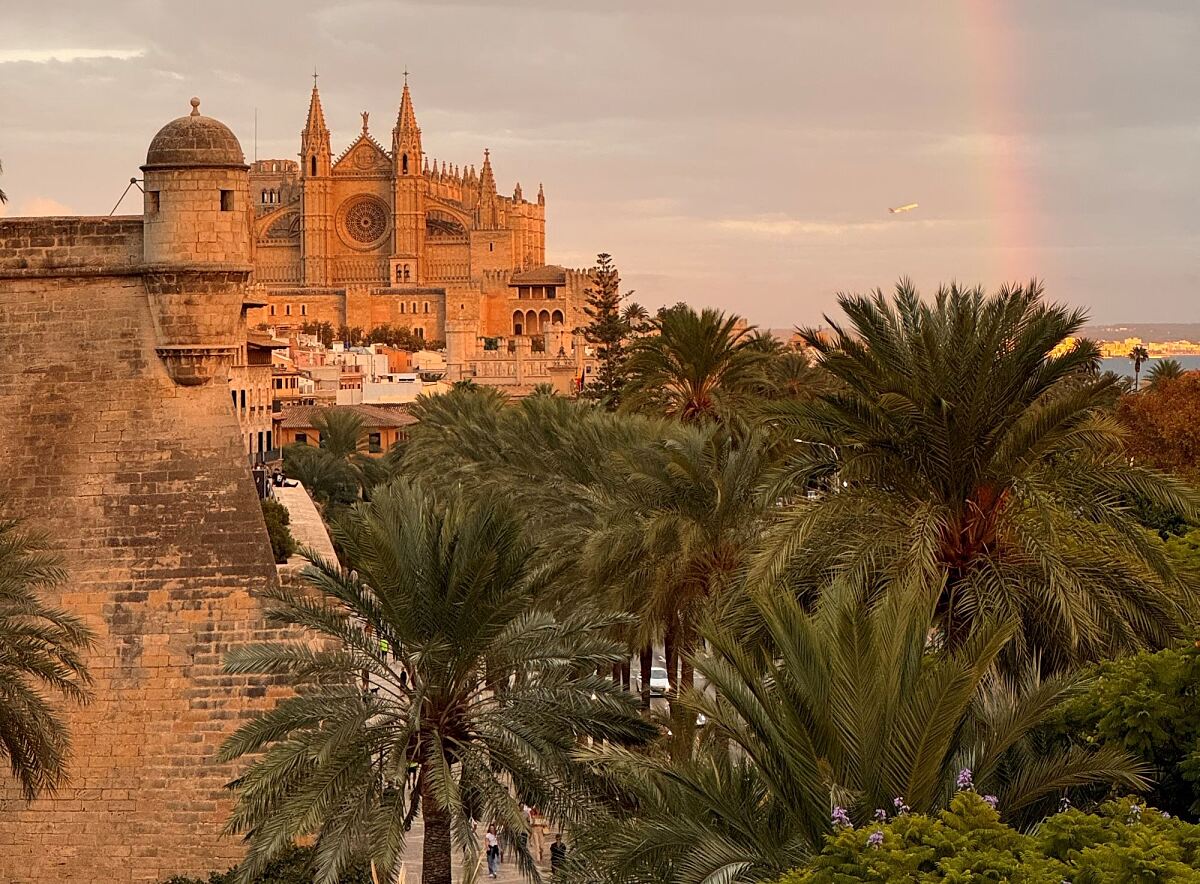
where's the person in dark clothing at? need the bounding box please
[550,832,567,873]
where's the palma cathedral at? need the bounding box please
[247,75,595,389]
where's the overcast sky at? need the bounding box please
[2,1,1196,327]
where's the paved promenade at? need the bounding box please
[390,815,559,883]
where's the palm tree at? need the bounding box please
[565,588,1146,884]
[284,408,389,501]
[220,481,653,884]
[758,280,1200,672]
[1146,357,1184,388]
[1129,345,1150,391]
[581,426,772,726]
[621,302,650,334]
[0,517,93,799]
[624,306,769,423]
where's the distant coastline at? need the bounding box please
[1099,355,1200,379]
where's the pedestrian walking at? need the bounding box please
[550,832,567,874]
[485,823,500,879]
[529,806,546,861]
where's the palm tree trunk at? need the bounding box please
[639,645,652,708]
[664,623,678,697]
[621,659,631,692]
[420,769,453,884]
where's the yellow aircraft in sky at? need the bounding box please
[888,203,919,214]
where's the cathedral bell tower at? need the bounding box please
[390,74,425,285]
[300,71,333,286]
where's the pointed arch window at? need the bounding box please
[311,156,317,177]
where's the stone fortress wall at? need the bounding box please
[0,100,302,882]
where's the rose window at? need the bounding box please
[343,198,389,244]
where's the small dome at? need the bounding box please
[143,97,246,169]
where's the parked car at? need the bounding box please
[648,666,670,696]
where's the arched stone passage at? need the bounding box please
[512,311,524,335]
[551,309,564,325]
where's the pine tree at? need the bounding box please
[579,253,631,409]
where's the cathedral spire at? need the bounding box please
[304,72,328,135]
[392,75,422,177]
[513,181,523,202]
[537,182,545,207]
[301,72,331,178]
[479,148,497,196]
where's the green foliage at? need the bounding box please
[777,793,1200,882]
[259,498,295,564]
[1148,358,1186,387]
[0,515,94,800]
[1056,645,1200,820]
[219,480,655,884]
[578,252,633,409]
[624,305,769,423]
[758,279,1200,672]
[564,589,1146,884]
[299,321,335,348]
[159,844,370,884]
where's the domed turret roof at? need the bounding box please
[143,98,246,169]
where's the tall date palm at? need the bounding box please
[219,481,653,884]
[624,306,768,423]
[759,280,1200,671]
[0,517,93,800]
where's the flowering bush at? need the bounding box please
[775,793,1200,882]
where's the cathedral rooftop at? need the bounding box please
[143,97,247,170]
[510,265,568,286]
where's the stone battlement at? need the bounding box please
[0,216,143,274]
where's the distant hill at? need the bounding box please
[1079,323,1200,342]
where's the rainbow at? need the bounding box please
[961,0,1037,285]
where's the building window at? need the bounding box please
[423,302,429,314]
[489,242,494,252]
[240,390,246,409]
[231,390,237,409]
[261,189,267,204]
[547,286,557,299]
[368,432,382,453]
[410,302,417,314]
[518,286,530,299]
[266,431,272,451]
[295,432,307,445]
[311,156,317,176]
[402,153,409,174]
[257,432,264,454]
[399,303,405,314]
[147,191,159,214]
[415,327,424,339]
[220,190,234,211]
[269,304,276,316]
[285,304,292,316]
[301,304,308,316]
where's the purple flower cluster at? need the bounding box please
[873,808,888,822]
[893,796,910,816]
[955,768,973,791]
[831,806,853,829]
[982,795,999,810]
[867,831,884,849]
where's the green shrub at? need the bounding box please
[159,843,371,884]
[1055,644,1200,820]
[778,793,1200,882]
[260,497,296,564]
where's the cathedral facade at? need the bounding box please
[248,78,594,388]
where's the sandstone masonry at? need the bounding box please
[0,98,303,882]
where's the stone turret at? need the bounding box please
[141,97,251,386]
